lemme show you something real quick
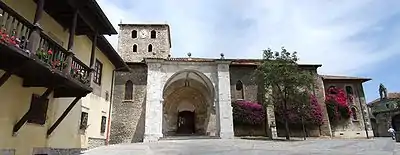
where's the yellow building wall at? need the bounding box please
[3,0,92,66]
[0,70,54,155]
[80,47,115,148]
[1,0,118,152]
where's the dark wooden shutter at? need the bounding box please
[27,94,49,125]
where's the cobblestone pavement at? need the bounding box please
[83,138,400,155]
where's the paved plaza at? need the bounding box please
[83,138,400,155]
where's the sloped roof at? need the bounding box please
[368,92,400,106]
[321,75,371,82]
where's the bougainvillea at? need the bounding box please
[275,94,324,125]
[232,100,265,125]
[325,87,351,123]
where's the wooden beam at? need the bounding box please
[12,88,53,135]
[0,72,12,87]
[47,96,82,136]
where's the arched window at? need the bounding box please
[132,44,137,52]
[150,30,156,38]
[132,30,137,38]
[351,107,357,120]
[328,86,337,94]
[124,80,133,100]
[148,44,153,52]
[345,86,353,95]
[235,80,244,100]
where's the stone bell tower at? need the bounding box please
[117,23,172,62]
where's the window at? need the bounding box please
[93,59,103,85]
[148,44,153,52]
[235,80,244,100]
[151,30,156,38]
[100,116,107,133]
[27,94,49,125]
[328,86,337,94]
[133,44,137,52]
[345,86,353,95]
[351,107,357,120]
[80,112,88,130]
[132,30,137,38]
[124,80,133,100]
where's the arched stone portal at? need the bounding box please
[162,70,216,136]
[143,60,234,142]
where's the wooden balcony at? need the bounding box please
[0,3,92,98]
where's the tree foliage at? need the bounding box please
[275,94,323,125]
[257,47,316,139]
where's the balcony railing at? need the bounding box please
[0,3,91,87]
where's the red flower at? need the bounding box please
[48,49,53,55]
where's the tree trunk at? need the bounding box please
[302,116,306,140]
[284,101,290,140]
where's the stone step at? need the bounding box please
[160,136,221,140]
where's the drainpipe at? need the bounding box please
[105,69,116,145]
[357,86,369,139]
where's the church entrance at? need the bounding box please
[392,114,400,131]
[162,70,216,137]
[177,111,195,134]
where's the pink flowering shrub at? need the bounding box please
[325,87,351,123]
[275,94,324,125]
[232,100,266,125]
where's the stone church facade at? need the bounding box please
[109,23,374,144]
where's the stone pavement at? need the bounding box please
[83,138,400,155]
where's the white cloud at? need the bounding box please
[97,0,400,75]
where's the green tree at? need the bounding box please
[258,47,315,140]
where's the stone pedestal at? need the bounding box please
[143,62,163,142]
[216,62,234,139]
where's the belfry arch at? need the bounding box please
[162,70,216,136]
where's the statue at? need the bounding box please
[379,83,388,100]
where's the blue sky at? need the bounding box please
[97,0,400,102]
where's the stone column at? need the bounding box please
[143,61,163,142]
[264,87,278,139]
[216,61,234,139]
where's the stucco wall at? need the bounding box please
[1,0,118,151]
[0,70,54,155]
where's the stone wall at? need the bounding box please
[323,81,371,138]
[110,63,147,144]
[118,24,171,62]
[229,65,262,102]
[87,138,106,150]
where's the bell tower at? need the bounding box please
[117,23,172,62]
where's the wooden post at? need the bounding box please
[88,32,97,84]
[63,9,78,75]
[47,96,82,136]
[26,0,44,56]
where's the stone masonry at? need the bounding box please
[117,24,171,62]
[110,23,373,144]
